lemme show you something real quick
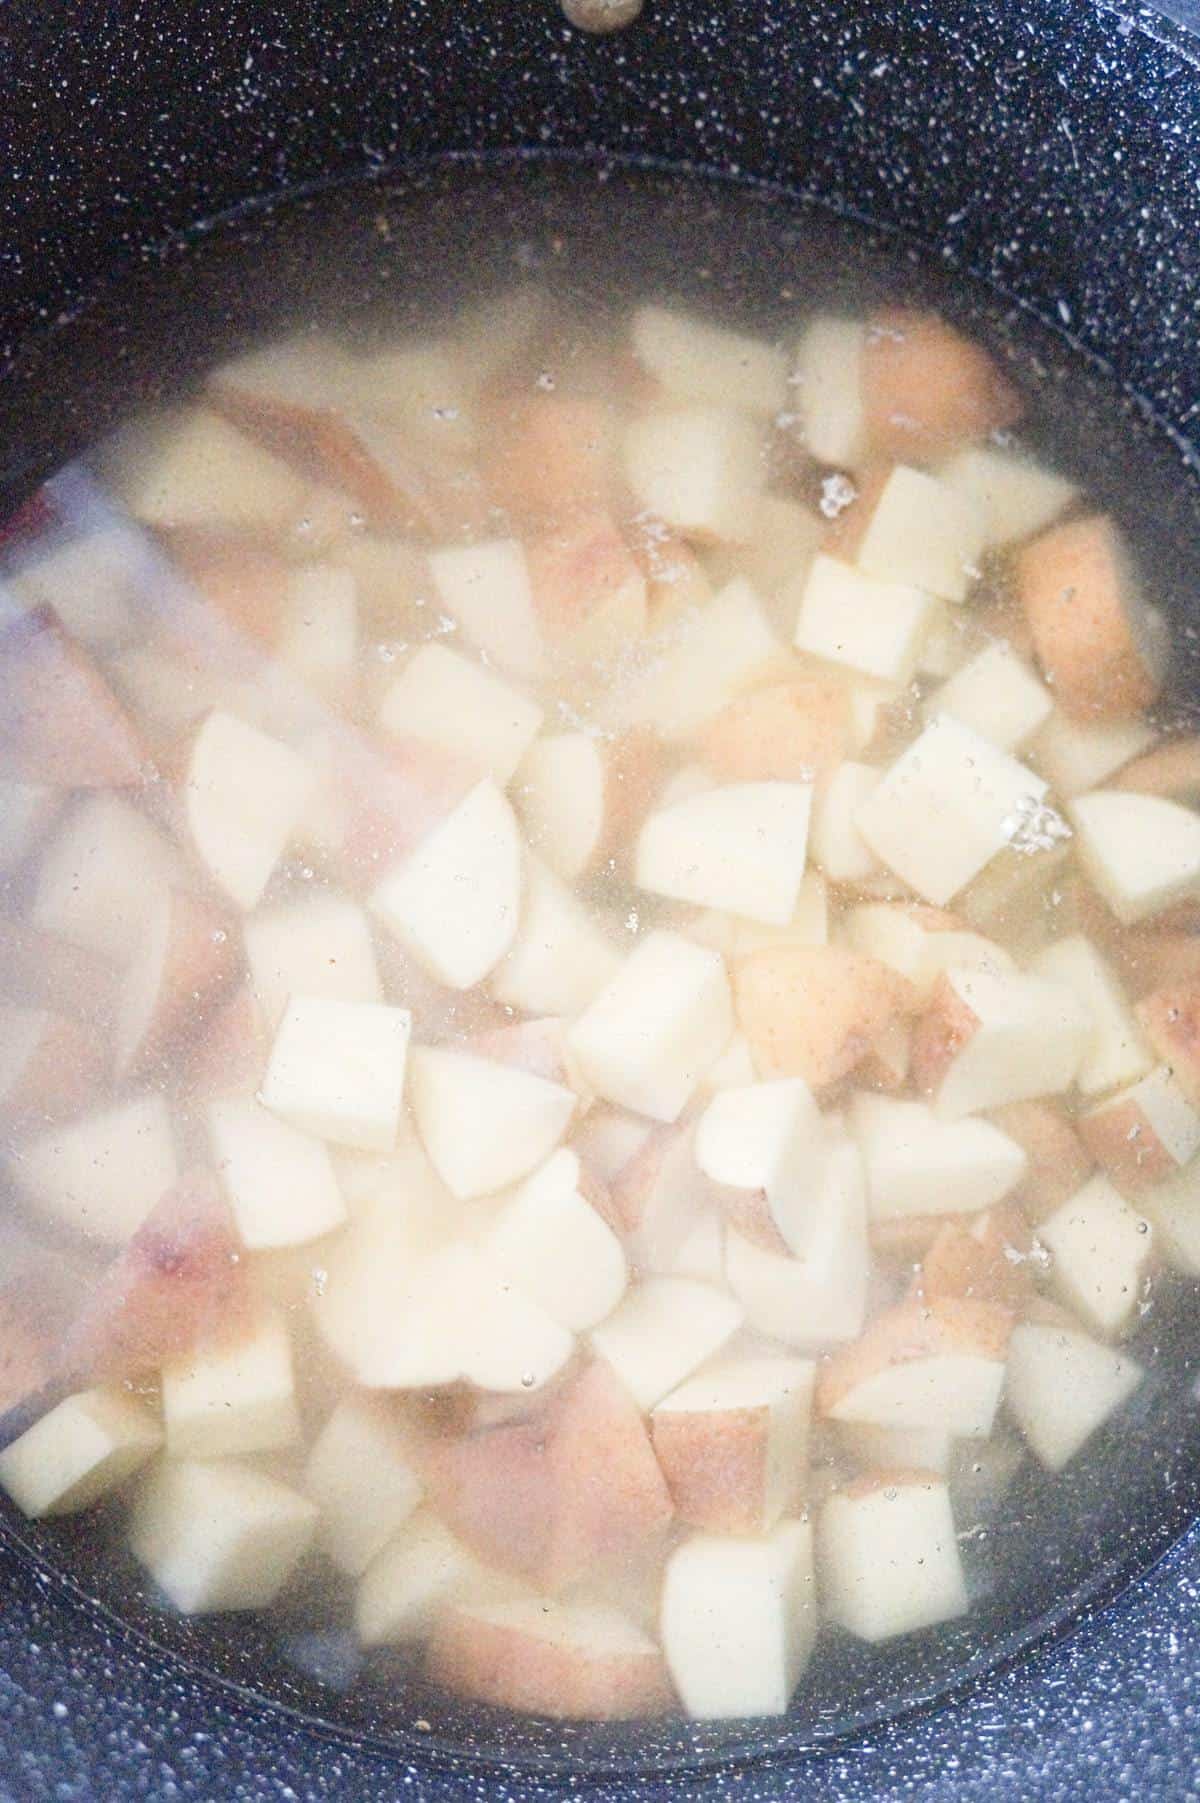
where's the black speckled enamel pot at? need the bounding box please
[4,2,1200,1796]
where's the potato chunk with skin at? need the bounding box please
[161,1308,301,1460]
[850,1092,1027,1223]
[304,1394,423,1577]
[817,1296,1011,1439]
[862,307,1022,461]
[911,965,1091,1119]
[1137,973,1200,1108]
[700,677,848,786]
[623,406,765,544]
[1079,1066,1200,1194]
[1038,1175,1153,1339]
[735,941,912,1090]
[651,1356,815,1534]
[635,781,814,927]
[818,1472,968,1643]
[12,1094,178,1246]
[1016,514,1164,721]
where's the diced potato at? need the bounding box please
[912,965,1091,1118]
[304,1393,423,1576]
[794,554,936,684]
[792,316,867,467]
[0,778,60,872]
[244,892,381,1029]
[1006,1320,1142,1470]
[1079,1067,1200,1194]
[11,1095,178,1245]
[636,781,813,927]
[651,1356,814,1534]
[1038,1175,1152,1338]
[810,762,882,883]
[818,1295,1010,1438]
[0,606,147,790]
[161,1308,300,1459]
[1030,709,1157,799]
[924,642,1053,753]
[0,1387,161,1518]
[514,729,659,883]
[735,941,911,1090]
[604,577,778,740]
[819,1473,968,1642]
[208,1096,346,1249]
[661,1520,817,1719]
[260,994,411,1154]
[1029,934,1152,1097]
[623,406,765,544]
[701,676,848,787]
[276,563,358,705]
[0,1003,104,1124]
[851,1092,1026,1222]
[483,1147,628,1332]
[1068,791,1200,925]
[408,1045,576,1200]
[490,855,622,1019]
[182,710,314,912]
[854,465,986,604]
[356,1509,498,1648]
[725,1139,869,1347]
[862,308,1022,460]
[428,539,545,683]
[568,929,733,1123]
[32,793,183,962]
[128,1457,317,1613]
[589,1276,743,1410]
[855,716,1049,907]
[103,407,308,533]
[938,445,1078,547]
[631,305,788,416]
[10,523,146,647]
[379,642,542,786]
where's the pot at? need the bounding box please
[2,2,1200,1795]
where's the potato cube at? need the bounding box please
[794,554,936,684]
[818,1474,967,1642]
[567,929,733,1122]
[12,1095,178,1245]
[1079,1066,1200,1194]
[660,1520,817,1719]
[490,855,622,1020]
[260,995,411,1154]
[161,1308,300,1459]
[923,642,1052,752]
[604,577,778,740]
[408,1046,577,1200]
[809,762,882,883]
[244,893,382,1029]
[912,965,1091,1118]
[428,539,545,683]
[128,1458,317,1613]
[1068,791,1200,925]
[378,643,543,786]
[1006,1321,1142,1471]
[208,1096,346,1249]
[938,446,1077,547]
[855,716,1049,906]
[635,781,813,927]
[850,1092,1026,1222]
[589,1277,743,1410]
[356,1508,496,1647]
[631,305,788,416]
[1030,710,1156,798]
[106,407,307,532]
[304,1394,423,1576]
[0,1387,161,1518]
[1039,1175,1152,1338]
[855,465,986,604]
[651,1356,814,1534]
[1029,935,1152,1098]
[32,793,183,962]
[792,317,867,467]
[182,711,315,913]
[623,406,765,544]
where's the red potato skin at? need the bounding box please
[988,1100,1095,1224]
[463,1017,573,1087]
[700,678,850,788]
[526,510,644,633]
[0,607,147,789]
[180,980,271,1102]
[1077,1095,1180,1194]
[426,1604,674,1721]
[0,1009,106,1125]
[910,974,979,1102]
[482,393,617,523]
[1114,738,1200,804]
[1120,932,1200,1000]
[210,381,447,536]
[862,308,1023,460]
[329,730,482,892]
[159,529,292,648]
[1136,977,1200,1109]
[61,1167,252,1385]
[419,1359,674,1593]
[0,917,117,1024]
[917,1205,1037,1311]
[651,1401,786,1534]
[1016,514,1161,722]
[816,1295,1013,1419]
[735,943,915,1091]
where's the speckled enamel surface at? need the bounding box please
[2,0,1200,1793]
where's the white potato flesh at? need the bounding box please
[128,1458,317,1614]
[12,1095,177,1245]
[589,1277,743,1411]
[856,465,986,603]
[794,554,936,685]
[939,446,1077,547]
[1029,935,1152,1098]
[603,578,777,740]
[483,1147,628,1332]
[1068,791,1200,924]
[378,642,543,786]
[1006,1322,1143,1471]
[208,1096,347,1249]
[850,1092,1027,1221]
[1039,1176,1153,1338]
[623,407,765,544]
[819,1477,968,1642]
[635,781,813,927]
[924,642,1052,752]
[631,305,788,417]
[260,995,411,1154]
[183,711,314,912]
[304,1395,423,1576]
[725,1139,869,1347]
[490,854,622,1019]
[792,317,867,467]
[244,892,382,1028]
[0,1388,161,1519]
[408,1045,576,1200]
[428,540,546,683]
[161,1309,301,1460]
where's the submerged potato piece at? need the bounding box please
[514,729,659,884]
[623,405,765,544]
[483,1147,628,1333]
[12,1094,178,1246]
[850,1092,1027,1223]
[304,1393,423,1577]
[1038,1175,1153,1339]
[635,780,814,927]
[862,307,1022,460]
[182,709,314,912]
[1114,736,1200,805]
[490,855,622,1019]
[854,465,986,605]
[1030,708,1157,799]
[0,1004,105,1124]
[700,677,849,787]
[33,792,184,964]
[0,607,147,789]
[911,965,1091,1119]
[918,1204,1037,1311]
[1068,791,1200,926]
[244,891,381,1029]
[356,1508,501,1648]
[854,716,1049,908]
[793,553,935,684]
[817,1295,1011,1439]
[105,406,309,533]
[378,642,543,787]
[792,316,867,467]
[64,1167,250,1384]
[651,1356,815,1534]
[1079,1066,1200,1194]
[1137,973,1200,1108]
[208,1096,346,1249]
[408,1045,576,1200]
[818,1472,968,1642]
[113,886,237,1082]
[938,445,1078,547]
[735,941,911,1090]
[369,778,522,991]
[631,304,788,416]
[0,1386,161,1519]
[607,1113,717,1272]
[161,1307,300,1460]
[1030,934,1152,1098]
[661,1520,817,1719]
[1006,1320,1143,1471]
[1016,514,1164,721]
[527,509,648,663]
[988,1100,1094,1223]
[428,1597,674,1722]
[429,539,546,683]
[260,994,411,1154]
[604,577,778,740]
[590,1277,743,1411]
[421,1359,674,1593]
[483,390,617,521]
[568,929,733,1123]
[129,1457,317,1615]
[924,641,1053,753]
[694,1077,827,1257]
